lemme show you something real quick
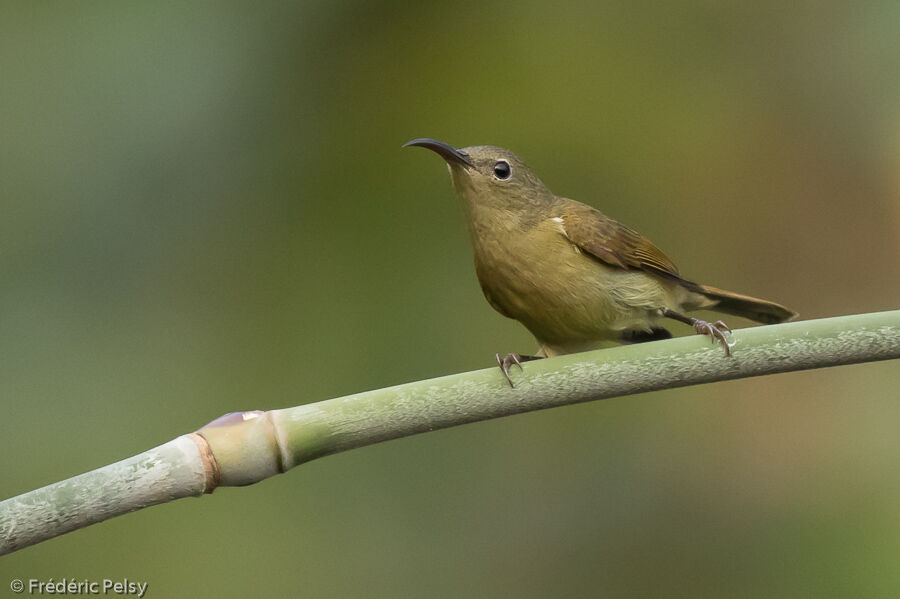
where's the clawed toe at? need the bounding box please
[693,319,734,356]
[496,352,524,387]
[495,353,543,387]
[660,309,736,356]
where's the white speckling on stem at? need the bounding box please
[1,310,898,555]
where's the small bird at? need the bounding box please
[404,138,796,386]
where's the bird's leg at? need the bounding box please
[495,353,543,388]
[660,309,734,356]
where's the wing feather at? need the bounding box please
[557,200,682,281]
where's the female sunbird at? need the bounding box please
[405,138,796,386]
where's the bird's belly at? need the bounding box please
[475,240,680,355]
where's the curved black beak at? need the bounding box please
[403,138,473,168]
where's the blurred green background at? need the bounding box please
[2,2,900,597]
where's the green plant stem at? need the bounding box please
[2,310,898,555]
[265,309,900,471]
[0,435,210,555]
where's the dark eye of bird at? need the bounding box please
[493,160,511,180]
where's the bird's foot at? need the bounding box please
[691,318,733,355]
[495,353,542,388]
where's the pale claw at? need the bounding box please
[693,319,734,356]
[495,352,524,387]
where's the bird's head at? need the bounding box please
[404,138,553,212]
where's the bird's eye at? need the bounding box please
[493,160,511,180]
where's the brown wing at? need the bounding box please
[558,199,683,281]
[556,199,798,323]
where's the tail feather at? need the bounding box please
[690,284,797,325]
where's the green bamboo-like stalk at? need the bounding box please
[0,435,213,555]
[2,310,899,555]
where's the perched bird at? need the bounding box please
[404,138,796,386]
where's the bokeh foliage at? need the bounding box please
[2,2,899,597]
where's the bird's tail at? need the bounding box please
[690,284,797,325]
